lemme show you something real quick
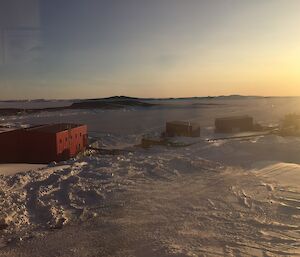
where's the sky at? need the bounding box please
[0,0,300,99]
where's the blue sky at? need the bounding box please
[0,0,300,99]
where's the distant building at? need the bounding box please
[280,114,300,136]
[0,123,88,164]
[215,115,254,133]
[165,121,200,137]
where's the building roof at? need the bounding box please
[25,123,85,133]
[215,115,253,121]
[167,121,199,127]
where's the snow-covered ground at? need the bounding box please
[0,164,46,176]
[0,97,300,256]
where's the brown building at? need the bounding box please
[280,114,300,136]
[165,121,200,137]
[0,123,88,164]
[215,115,254,133]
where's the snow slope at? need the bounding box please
[0,143,299,256]
[254,162,300,189]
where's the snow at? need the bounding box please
[254,162,300,189]
[0,164,46,176]
[0,97,300,256]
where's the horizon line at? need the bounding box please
[0,95,300,102]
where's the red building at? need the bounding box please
[0,124,88,164]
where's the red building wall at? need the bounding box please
[56,125,88,161]
[0,129,23,163]
[0,124,88,164]
[21,131,57,163]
